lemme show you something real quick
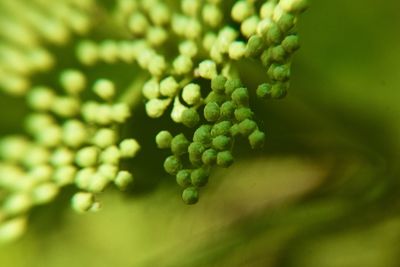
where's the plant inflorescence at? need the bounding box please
[0,0,308,242]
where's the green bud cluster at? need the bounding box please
[0,0,307,240]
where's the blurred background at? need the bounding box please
[1,0,400,266]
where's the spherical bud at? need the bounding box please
[204,102,220,122]
[193,125,212,145]
[176,169,192,187]
[93,79,115,100]
[93,128,116,148]
[60,69,86,95]
[211,75,227,93]
[256,83,272,99]
[220,101,236,118]
[234,107,254,121]
[27,86,55,111]
[266,23,282,44]
[146,27,168,46]
[115,171,133,190]
[98,164,118,180]
[245,35,265,58]
[282,35,300,53]
[3,193,31,215]
[171,134,190,156]
[231,0,253,22]
[271,83,288,99]
[217,151,234,167]
[179,40,198,58]
[143,79,160,99]
[52,97,80,118]
[129,13,148,35]
[75,168,95,189]
[280,0,309,14]
[277,12,295,32]
[190,167,209,187]
[202,4,223,28]
[181,0,200,16]
[231,87,249,106]
[202,148,217,165]
[241,16,260,38]
[173,55,193,75]
[53,165,77,186]
[112,103,131,123]
[88,172,109,193]
[212,135,232,151]
[145,98,171,118]
[62,120,88,148]
[76,40,98,65]
[270,46,287,62]
[71,192,95,212]
[182,83,201,105]
[204,91,226,105]
[188,142,206,165]
[76,146,99,167]
[181,108,200,128]
[182,187,199,204]
[228,41,246,60]
[249,130,266,149]
[211,121,232,137]
[100,146,120,165]
[198,60,217,79]
[164,155,183,175]
[51,147,74,166]
[32,183,59,204]
[171,96,187,123]
[238,119,258,136]
[148,55,166,77]
[160,76,179,97]
[155,131,173,149]
[268,64,290,82]
[119,139,140,158]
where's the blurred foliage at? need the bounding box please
[1,0,400,267]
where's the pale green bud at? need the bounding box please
[76,146,99,167]
[100,146,120,165]
[119,139,140,158]
[231,0,253,22]
[93,79,115,100]
[76,40,99,65]
[0,217,26,243]
[171,96,187,123]
[93,128,116,148]
[280,0,309,14]
[53,165,77,186]
[62,120,88,148]
[231,87,249,106]
[160,76,179,97]
[173,55,193,75]
[0,136,29,162]
[88,173,109,193]
[193,125,212,145]
[184,18,202,39]
[36,125,62,147]
[71,192,95,212]
[98,164,118,180]
[182,83,201,105]
[115,171,133,190]
[32,183,59,204]
[224,78,243,95]
[60,69,86,95]
[146,27,168,46]
[51,147,74,166]
[28,165,53,183]
[3,193,31,215]
[241,16,260,38]
[143,79,160,100]
[27,86,55,111]
[179,40,198,58]
[149,3,170,25]
[198,60,217,79]
[75,168,95,189]
[228,41,246,60]
[202,4,223,27]
[23,146,50,167]
[111,103,131,123]
[181,0,200,16]
[129,13,149,35]
[148,55,167,77]
[245,35,265,57]
[52,96,80,118]
[156,131,173,149]
[260,2,275,19]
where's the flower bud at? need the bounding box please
[204,102,220,122]
[164,155,183,175]
[155,131,173,149]
[182,186,199,204]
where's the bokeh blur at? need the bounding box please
[1,0,400,266]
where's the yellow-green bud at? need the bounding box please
[176,169,192,187]
[164,155,183,175]
[171,134,189,156]
[190,167,209,187]
[156,131,173,149]
[182,187,198,204]
[217,151,234,167]
[204,102,220,122]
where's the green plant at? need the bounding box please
[0,0,307,243]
